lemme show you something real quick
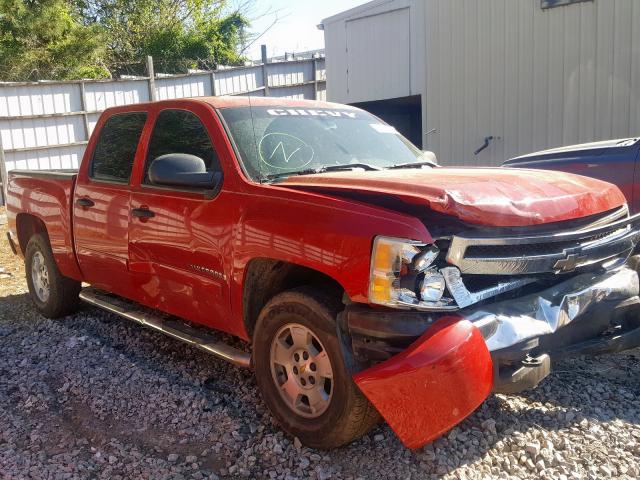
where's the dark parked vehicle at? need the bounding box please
[504,138,640,213]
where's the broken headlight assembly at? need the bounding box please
[368,236,536,311]
[368,236,457,311]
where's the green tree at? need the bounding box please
[75,0,249,74]
[0,0,249,81]
[0,0,108,80]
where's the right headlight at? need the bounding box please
[368,236,457,311]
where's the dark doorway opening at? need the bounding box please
[351,95,422,148]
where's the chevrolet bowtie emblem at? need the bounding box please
[553,249,586,273]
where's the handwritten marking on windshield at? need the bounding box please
[258,133,314,170]
[269,142,301,163]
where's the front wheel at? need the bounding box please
[253,287,379,449]
[25,234,81,318]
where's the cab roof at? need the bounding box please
[111,95,358,111]
[202,95,357,110]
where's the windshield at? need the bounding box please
[218,106,429,181]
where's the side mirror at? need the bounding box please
[148,154,217,188]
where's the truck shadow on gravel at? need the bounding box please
[2,291,639,478]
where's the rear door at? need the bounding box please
[73,111,147,295]
[128,106,233,332]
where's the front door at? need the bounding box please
[73,111,147,296]
[128,107,232,332]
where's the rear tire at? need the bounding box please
[25,234,80,318]
[253,287,379,449]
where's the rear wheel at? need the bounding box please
[25,234,80,318]
[253,287,379,449]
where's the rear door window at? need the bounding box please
[90,112,147,183]
[144,109,221,183]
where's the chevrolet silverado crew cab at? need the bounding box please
[6,97,640,449]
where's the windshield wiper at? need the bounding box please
[321,163,381,172]
[387,161,436,170]
[262,163,381,182]
[262,168,318,181]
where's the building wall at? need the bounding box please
[324,0,640,166]
[323,0,426,104]
[425,0,640,166]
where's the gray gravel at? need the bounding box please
[1,229,640,478]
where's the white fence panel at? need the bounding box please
[0,115,85,150]
[4,144,84,171]
[215,66,262,95]
[317,84,327,101]
[84,80,149,112]
[267,61,313,87]
[0,57,327,203]
[269,84,316,100]
[316,59,326,82]
[156,74,211,100]
[0,83,81,116]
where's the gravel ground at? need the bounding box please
[1,209,640,479]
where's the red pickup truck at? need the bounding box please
[6,97,640,450]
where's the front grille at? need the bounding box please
[464,228,624,258]
[446,208,640,275]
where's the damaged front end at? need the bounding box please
[342,206,640,449]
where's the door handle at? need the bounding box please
[76,197,95,208]
[132,207,155,219]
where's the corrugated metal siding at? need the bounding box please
[324,0,639,166]
[0,58,326,194]
[323,0,425,104]
[345,8,410,102]
[425,0,640,166]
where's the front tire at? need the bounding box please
[25,234,80,318]
[253,287,379,449]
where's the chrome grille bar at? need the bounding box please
[446,210,640,275]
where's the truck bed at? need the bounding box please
[6,169,81,279]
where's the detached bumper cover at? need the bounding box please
[347,264,640,449]
[466,265,639,352]
[353,318,492,449]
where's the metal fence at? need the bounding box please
[0,57,326,203]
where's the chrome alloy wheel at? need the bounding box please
[269,323,334,418]
[31,251,50,303]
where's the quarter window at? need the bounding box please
[90,112,147,183]
[144,109,221,183]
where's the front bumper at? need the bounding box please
[343,263,640,449]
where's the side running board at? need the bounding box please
[79,287,251,368]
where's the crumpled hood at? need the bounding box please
[280,167,626,227]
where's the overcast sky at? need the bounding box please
[243,0,366,60]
